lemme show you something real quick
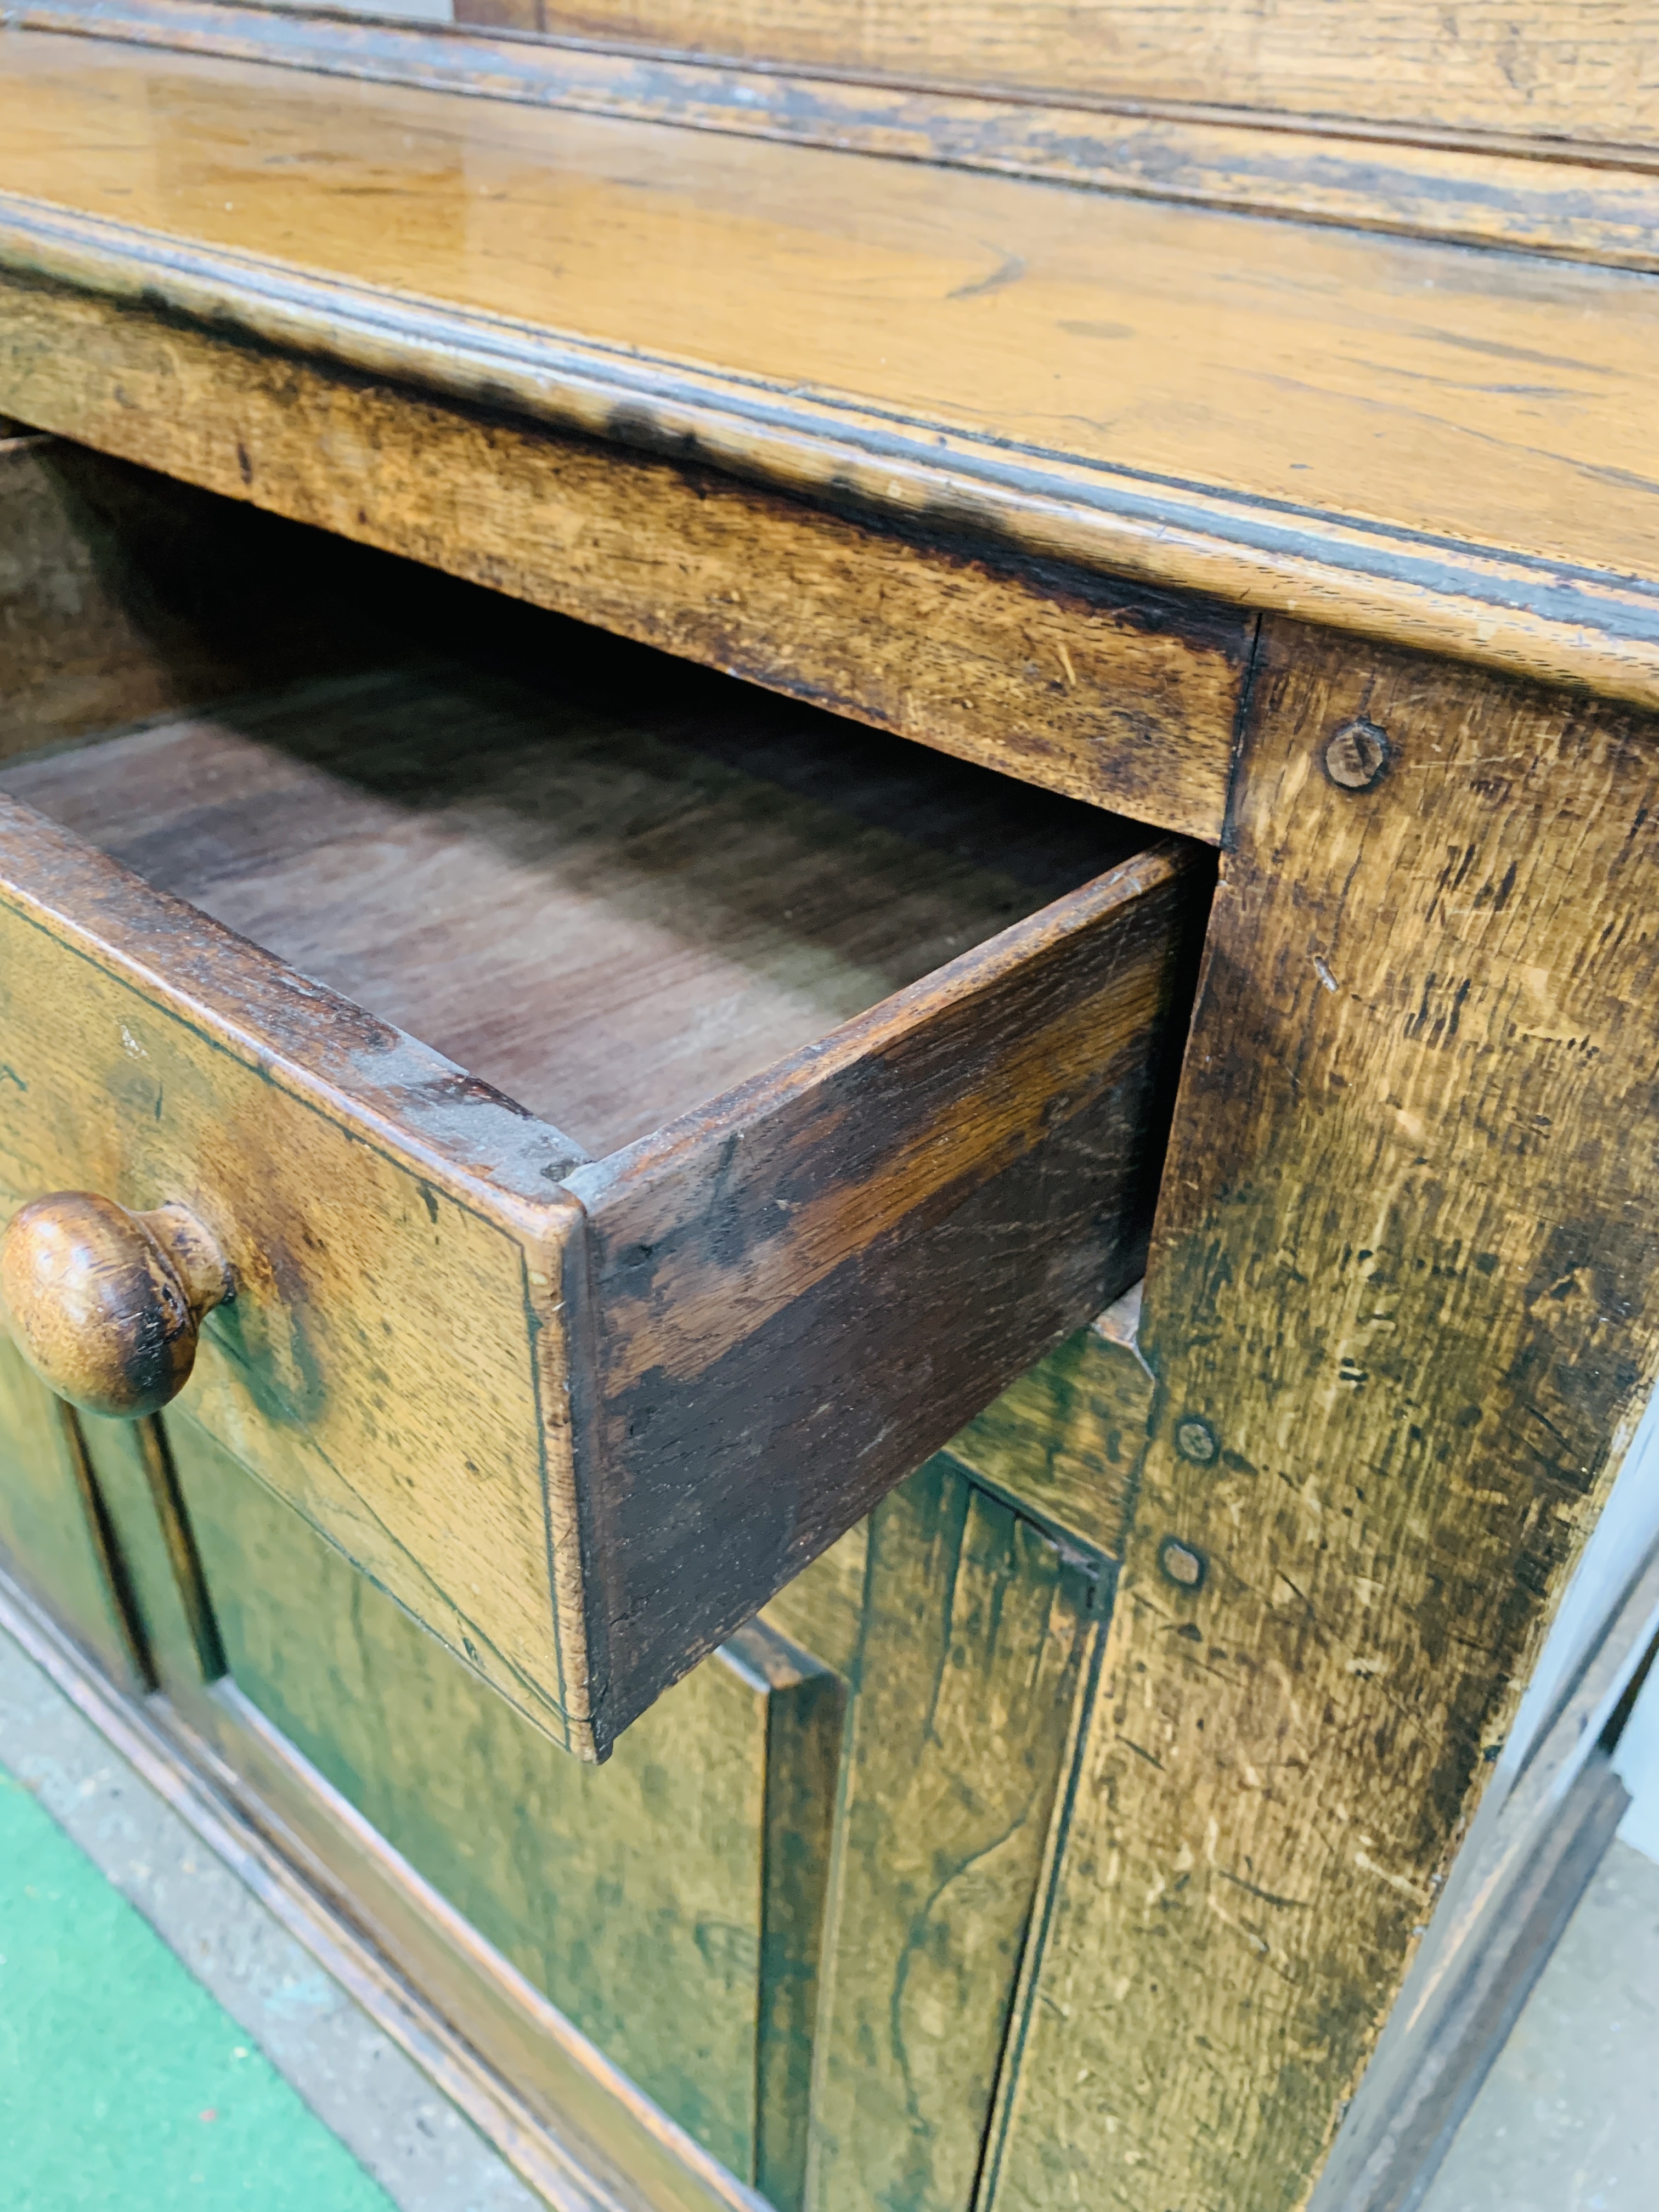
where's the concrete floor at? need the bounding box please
[2,1614,1657,2212]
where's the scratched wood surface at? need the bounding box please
[805,1464,1102,2212]
[572,842,1196,1733]
[511,0,1659,148]
[168,1412,833,2189]
[2,36,1657,708]
[942,1294,1154,1558]
[0,795,592,1743]
[0,290,1246,845]
[983,620,1659,2212]
[49,1373,1108,2211]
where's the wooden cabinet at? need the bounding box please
[4,8,1659,2209]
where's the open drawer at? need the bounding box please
[0,436,1207,1756]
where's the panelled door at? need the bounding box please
[0,1308,1152,2212]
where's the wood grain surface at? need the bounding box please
[517,0,1659,149]
[984,621,1659,2212]
[805,1464,1101,2212]
[0,33,1656,708]
[943,1295,1154,1558]
[0,456,1194,1751]
[0,1334,144,1688]
[0,297,1246,845]
[14,0,1659,271]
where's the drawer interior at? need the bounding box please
[1,448,1152,1158]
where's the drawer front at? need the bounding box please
[0,808,591,1743]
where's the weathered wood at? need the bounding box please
[0,1333,144,1686]
[806,1463,1102,2212]
[0,288,1245,847]
[984,621,1659,2212]
[13,0,1659,273]
[0,1548,761,2212]
[0,502,1193,1748]
[0,791,593,1743]
[2,1191,233,1418]
[572,842,1199,1731]
[514,0,1659,149]
[4,34,1659,709]
[168,1412,837,2193]
[3,651,1140,1155]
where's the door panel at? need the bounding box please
[0,1334,140,1687]
[805,1469,1104,2212]
[167,1409,834,2190]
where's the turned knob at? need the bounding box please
[0,1192,232,1419]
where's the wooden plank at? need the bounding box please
[2,35,1658,708]
[984,622,1659,2212]
[516,0,1659,149]
[13,0,1659,274]
[168,1413,840,2194]
[0,287,1244,845]
[2,653,1143,1156]
[0,1333,144,1686]
[572,844,1201,1734]
[806,1460,1103,2212]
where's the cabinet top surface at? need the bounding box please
[3,25,1657,695]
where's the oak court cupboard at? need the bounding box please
[0,2,1656,2208]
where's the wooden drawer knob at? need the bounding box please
[0,1193,232,1419]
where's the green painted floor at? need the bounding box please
[0,1769,394,2211]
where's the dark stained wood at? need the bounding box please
[0,460,1200,1753]
[985,620,1659,2212]
[0,436,382,757]
[571,840,1201,1733]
